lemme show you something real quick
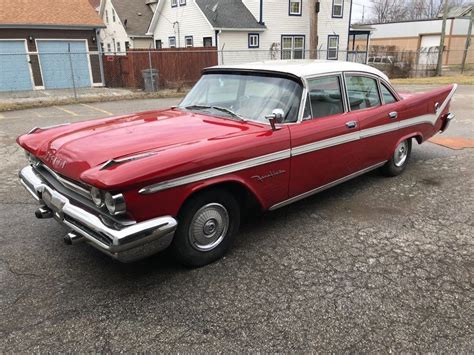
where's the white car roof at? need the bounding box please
[210,60,390,82]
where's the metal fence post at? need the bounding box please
[97,31,106,87]
[68,43,78,100]
[148,46,155,92]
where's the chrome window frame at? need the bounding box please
[343,71,385,112]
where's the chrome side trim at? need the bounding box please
[269,161,387,211]
[139,149,292,194]
[291,131,360,157]
[139,85,457,195]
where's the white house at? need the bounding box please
[147,0,352,64]
[99,0,155,53]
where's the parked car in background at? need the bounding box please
[18,60,456,267]
[368,55,410,77]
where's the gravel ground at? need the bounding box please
[0,85,472,352]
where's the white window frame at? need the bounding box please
[281,35,305,59]
[112,8,116,22]
[169,36,176,48]
[105,10,109,24]
[185,36,193,48]
[327,35,339,60]
[289,0,302,16]
[332,0,343,18]
[179,0,186,5]
[171,0,178,7]
[248,33,259,48]
[106,42,111,53]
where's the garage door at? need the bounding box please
[37,40,91,89]
[0,40,33,91]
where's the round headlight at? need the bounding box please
[90,187,104,207]
[104,192,126,215]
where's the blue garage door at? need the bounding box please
[0,40,33,91]
[37,40,92,89]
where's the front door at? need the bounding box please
[288,75,360,198]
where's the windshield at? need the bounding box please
[179,73,303,123]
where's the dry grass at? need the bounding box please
[0,90,187,113]
[391,75,474,85]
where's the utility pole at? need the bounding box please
[362,5,365,23]
[461,6,473,73]
[309,0,320,59]
[436,0,449,76]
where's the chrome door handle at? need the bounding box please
[345,121,358,129]
[389,111,398,119]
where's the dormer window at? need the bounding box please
[289,0,302,16]
[105,10,109,24]
[112,8,116,22]
[332,0,343,18]
[171,0,177,7]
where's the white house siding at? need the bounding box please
[152,0,214,48]
[100,0,130,53]
[241,0,351,60]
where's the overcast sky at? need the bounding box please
[351,0,373,23]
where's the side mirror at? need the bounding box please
[265,109,285,131]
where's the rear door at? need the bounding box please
[344,74,401,169]
[288,74,361,198]
[37,40,91,89]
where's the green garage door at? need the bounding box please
[37,40,92,89]
[0,40,33,91]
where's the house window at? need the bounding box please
[171,0,177,7]
[179,0,186,5]
[327,35,339,60]
[112,8,116,22]
[169,36,176,48]
[107,42,112,53]
[105,10,109,24]
[289,0,302,16]
[100,42,104,53]
[185,36,193,47]
[203,37,213,47]
[332,0,343,18]
[281,35,305,59]
[125,41,130,50]
[155,40,162,49]
[248,33,259,48]
[117,41,121,53]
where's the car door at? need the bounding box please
[344,74,403,169]
[288,74,361,198]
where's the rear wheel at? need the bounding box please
[171,189,240,267]
[381,138,412,176]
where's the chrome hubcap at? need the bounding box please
[394,141,409,167]
[189,203,229,251]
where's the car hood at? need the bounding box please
[17,108,267,184]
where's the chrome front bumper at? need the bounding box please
[19,165,178,262]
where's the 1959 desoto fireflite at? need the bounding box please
[18,60,456,266]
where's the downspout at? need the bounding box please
[259,0,264,24]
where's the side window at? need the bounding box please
[381,83,397,104]
[307,76,344,118]
[346,75,381,111]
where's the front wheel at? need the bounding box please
[171,189,240,267]
[381,138,412,176]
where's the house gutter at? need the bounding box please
[0,24,106,29]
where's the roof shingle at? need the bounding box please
[110,0,154,36]
[0,0,104,27]
[196,0,265,30]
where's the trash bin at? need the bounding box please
[142,69,159,92]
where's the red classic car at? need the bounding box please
[18,60,456,266]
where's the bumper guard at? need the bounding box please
[19,166,177,262]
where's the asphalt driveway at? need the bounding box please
[0,85,473,352]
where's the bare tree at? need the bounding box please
[369,0,472,23]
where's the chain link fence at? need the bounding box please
[1,47,472,94]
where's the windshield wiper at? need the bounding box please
[184,105,245,121]
[184,104,212,110]
[210,106,246,121]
